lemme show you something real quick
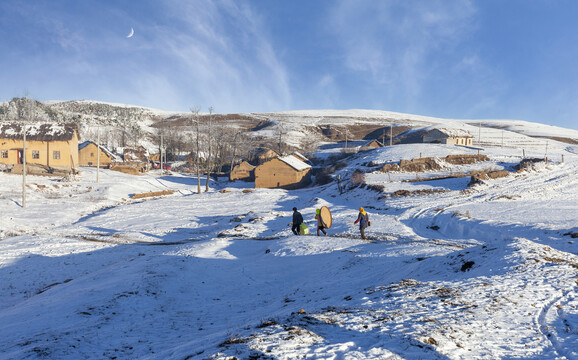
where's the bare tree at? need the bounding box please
[274,120,285,155]
[191,107,202,194]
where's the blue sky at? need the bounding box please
[1,0,577,130]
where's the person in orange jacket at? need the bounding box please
[354,207,369,240]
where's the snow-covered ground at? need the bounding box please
[1,129,577,359]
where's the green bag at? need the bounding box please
[300,223,309,235]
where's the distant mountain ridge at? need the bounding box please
[1,98,577,152]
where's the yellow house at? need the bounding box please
[422,128,473,146]
[254,155,311,189]
[78,140,117,167]
[230,160,255,181]
[250,148,279,164]
[0,122,79,172]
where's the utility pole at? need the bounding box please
[206,106,213,192]
[97,128,100,183]
[22,124,27,208]
[160,134,164,174]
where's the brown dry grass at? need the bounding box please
[388,189,450,197]
[110,165,141,175]
[131,190,176,199]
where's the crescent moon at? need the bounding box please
[127,27,134,38]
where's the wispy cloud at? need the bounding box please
[136,0,291,113]
[326,0,482,110]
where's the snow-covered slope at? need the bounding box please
[0,119,577,358]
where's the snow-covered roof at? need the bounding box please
[290,152,308,162]
[425,126,473,138]
[278,155,311,171]
[0,122,78,141]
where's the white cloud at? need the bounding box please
[326,0,478,104]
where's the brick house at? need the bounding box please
[422,128,473,146]
[254,155,311,189]
[0,122,79,173]
[78,140,118,167]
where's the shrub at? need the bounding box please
[315,169,333,185]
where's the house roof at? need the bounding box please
[233,161,256,171]
[362,139,384,147]
[79,140,118,159]
[251,148,278,157]
[0,122,78,141]
[278,155,311,171]
[290,151,308,162]
[123,147,149,162]
[425,126,473,138]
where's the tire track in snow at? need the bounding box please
[537,289,577,360]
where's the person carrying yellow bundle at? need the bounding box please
[354,207,370,240]
[314,208,327,236]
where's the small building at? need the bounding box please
[229,161,255,181]
[0,122,79,173]
[360,139,384,151]
[422,128,473,146]
[115,146,150,172]
[254,155,311,189]
[78,141,118,167]
[250,148,279,165]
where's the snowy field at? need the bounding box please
[1,134,578,359]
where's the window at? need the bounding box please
[53,151,61,160]
[32,150,40,159]
[90,152,94,158]
[1,150,7,159]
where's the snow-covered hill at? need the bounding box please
[0,120,577,358]
[3,99,577,156]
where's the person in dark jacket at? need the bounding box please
[354,207,369,240]
[291,207,304,235]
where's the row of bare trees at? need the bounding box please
[188,107,260,193]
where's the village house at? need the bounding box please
[0,122,79,173]
[250,148,279,165]
[229,160,255,181]
[121,146,150,171]
[360,139,384,151]
[422,127,473,146]
[254,155,311,189]
[78,140,118,167]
